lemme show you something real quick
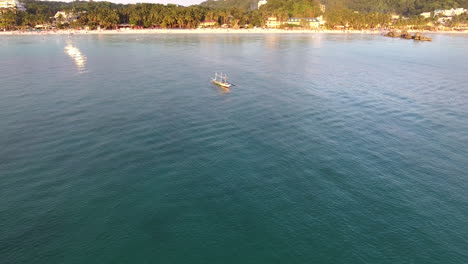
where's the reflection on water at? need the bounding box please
[211,83,230,94]
[265,34,280,51]
[218,86,230,94]
[310,34,324,49]
[64,42,87,73]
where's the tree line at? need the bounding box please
[202,0,468,16]
[2,1,254,30]
[323,0,468,16]
[0,0,467,30]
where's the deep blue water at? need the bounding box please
[0,33,467,263]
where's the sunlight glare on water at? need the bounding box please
[64,41,87,73]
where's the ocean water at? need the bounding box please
[0,33,467,263]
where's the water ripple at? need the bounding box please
[1,34,468,264]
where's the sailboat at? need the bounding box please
[211,72,232,88]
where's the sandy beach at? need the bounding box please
[1,28,467,35]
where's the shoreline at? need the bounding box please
[1,28,468,35]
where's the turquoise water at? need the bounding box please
[1,34,467,263]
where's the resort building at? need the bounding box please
[420,8,466,20]
[54,11,79,23]
[117,24,132,29]
[420,12,431,18]
[316,15,326,25]
[266,17,281,28]
[199,20,217,28]
[333,23,350,30]
[0,0,25,12]
[257,0,267,9]
[265,16,326,29]
[319,4,326,13]
[454,8,468,16]
[34,24,53,30]
[434,8,467,17]
[286,17,321,28]
[438,17,453,24]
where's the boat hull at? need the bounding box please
[211,79,232,88]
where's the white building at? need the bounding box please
[316,15,326,25]
[258,0,267,9]
[54,11,68,19]
[287,17,321,28]
[265,16,280,28]
[0,0,25,11]
[420,12,431,18]
[319,4,326,13]
[452,8,467,16]
[434,8,467,17]
[438,17,452,24]
[54,11,79,23]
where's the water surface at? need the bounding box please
[1,33,467,263]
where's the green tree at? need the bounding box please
[0,10,19,30]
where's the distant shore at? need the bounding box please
[1,28,467,35]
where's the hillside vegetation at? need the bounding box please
[201,0,468,15]
[0,0,467,30]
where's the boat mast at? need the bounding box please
[213,72,229,83]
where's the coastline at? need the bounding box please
[1,28,467,35]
